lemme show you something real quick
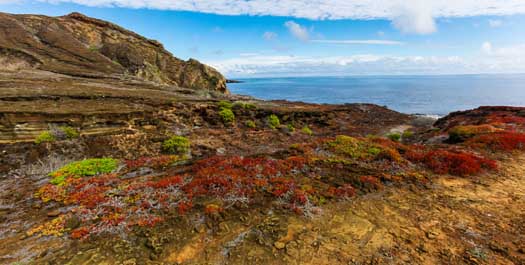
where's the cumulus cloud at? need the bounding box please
[284,21,309,41]
[311,39,404,45]
[391,0,436,34]
[262,31,278,40]
[26,0,525,34]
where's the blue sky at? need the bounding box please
[2,1,525,78]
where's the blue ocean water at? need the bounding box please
[228,75,525,116]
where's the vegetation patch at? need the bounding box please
[406,148,497,176]
[267,114,280,129]
[49,158,118,185]
[219,108,235,124]
[245,120,256,129]
[448,125,499,142]
[162,136,190,155]
[58,126,79,139]
[387,132,401,142]
[35,131,56,144]
[301,126,313,136]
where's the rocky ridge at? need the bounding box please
[0,12,227,93]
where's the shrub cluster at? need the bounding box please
[218,101,235,124]
[35,126,79,144]
[162,136,190,155]
[267,114,280,129]
[406,148,497,176]
[49,158,118,186]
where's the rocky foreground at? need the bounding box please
[1,12,525,265]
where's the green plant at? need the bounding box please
[162,136,191,154]
[59,126,79,139]
[268,114,280,129]
[49,158,118,185]
[35,131,56,144]
[219,108,235,124]
[218,101,233,110]
[234,102,256,110]
[402,130,414,138]
[287,124,296,132]
[301,126,313,136]
[387,132,401,142]
[245,120,256,128]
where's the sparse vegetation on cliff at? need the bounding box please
[162,136,190,154]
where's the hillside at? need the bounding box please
[0,12,227,93]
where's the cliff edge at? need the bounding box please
[0,12,228,93]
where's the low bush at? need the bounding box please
[35,131,56,144]
[402,130,414,138]
[448,125,498,142]
[219,108,235,124]
[406,148,497,176]
[387,133,401,142]
[218,101,233,110]
[59,126,79,139]
[301,126,313,136]
[162,136,191,154]
[245,120,256,128]
[234,102,256,110]
[466,132,525,151]
[268,114,280,129]
[287,124,296,133]
[49,158,118,185]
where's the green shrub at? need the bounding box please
[245,120,256,128]
[287,124,296,132]
[267,114,280,129]
[402,130,414,138]
[49,158,118,185]
[218,101,233,110]
[162,136,191,154]
[59,126,79,139]
[387,132,401,142]
[35,131,56,144]
[219,108,235,124]
[301,126,313,136]
[234,102,257,110]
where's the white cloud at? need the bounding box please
[481,42,525,57]
[391,0,436,34]
[262,31,278,40]
[311,39,404,45]
[28,0,525,34]
[284,21,309,41]
[207,46,525,77]
[488,19,503,28]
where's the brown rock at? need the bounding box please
[0,12,228,93]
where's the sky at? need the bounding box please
[1,1,525,78]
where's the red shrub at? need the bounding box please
[406,149,497,176]
[327,184,356,199]
[70,227,90,239]
[467,132,525,151]
[359,176,382,190]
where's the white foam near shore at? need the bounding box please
[414,114,441,120]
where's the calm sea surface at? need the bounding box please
[228,75,525,116]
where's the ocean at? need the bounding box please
[228,74,525,116]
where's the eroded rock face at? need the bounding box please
[0,12,228,93]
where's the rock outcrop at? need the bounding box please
[0,12,228,93]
